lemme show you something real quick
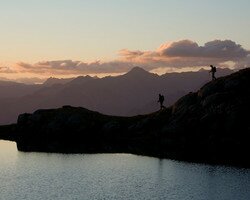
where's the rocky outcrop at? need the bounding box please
[1,68,250,167]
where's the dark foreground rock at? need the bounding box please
[1,68,250,167]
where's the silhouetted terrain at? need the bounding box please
[0,67,232,124]
[1,68,249,167]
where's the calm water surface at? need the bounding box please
[0,140,250,200]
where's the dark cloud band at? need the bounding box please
[10,39,250,75]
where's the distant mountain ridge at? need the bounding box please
[0,80,41,99]
[43,77,75,86]
[0,67,233,124]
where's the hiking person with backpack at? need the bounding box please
[209,65,217,81]
[158,94,165,110]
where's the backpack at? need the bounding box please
[213,66,217,72]
[160,95,164,102]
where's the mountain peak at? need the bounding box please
[43,77,74,86]
[69,75,94,84]
[125,67,156,78]
[128,66,148,74]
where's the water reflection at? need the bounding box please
[0,140,250,200]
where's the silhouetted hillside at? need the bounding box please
[1,68,249,167]
[0,67,232,124]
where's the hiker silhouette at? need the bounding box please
[209,65,217,81]
[158,94,165,110]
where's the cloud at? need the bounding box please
[119,39,250,69]
[13,39,250,76]
[17,60,136,75]
[159,40,249,59]
[15,77,46,84]
[233,55,250,69]
[0,76,45,84]
[0,67,16,74]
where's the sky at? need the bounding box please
[0,0,250,82]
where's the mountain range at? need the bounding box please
[0,67,233,125]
